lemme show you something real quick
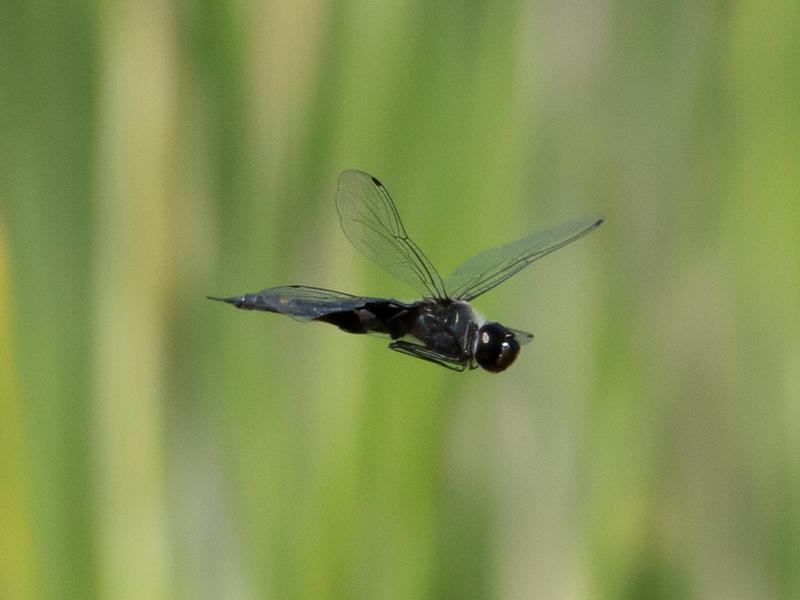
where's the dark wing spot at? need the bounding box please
[370,176,383,187]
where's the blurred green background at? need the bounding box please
[2,1,799,599]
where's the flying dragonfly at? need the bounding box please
[209,170,603,372]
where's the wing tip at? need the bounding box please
[338,169,384,188]
[339,168,365,181]
[207,295,241,305]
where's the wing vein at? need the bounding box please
[445,214,603,301]
[336,170,447,299]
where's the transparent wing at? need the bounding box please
[208,285,384,321]
[445,214,604,301]
[336,170,447,299]
[507,328,534,346]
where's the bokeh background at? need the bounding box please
[2,1,799,599]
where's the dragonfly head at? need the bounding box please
[475,322,520,373]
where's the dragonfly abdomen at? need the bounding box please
[314,301,419,339]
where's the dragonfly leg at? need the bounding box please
[388,341,471,372]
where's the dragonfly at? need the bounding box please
[209,170,603,372]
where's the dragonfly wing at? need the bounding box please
[444,214,603,301]
[507,327,534,345]
[208,285,384,321]
[336,170,447,299]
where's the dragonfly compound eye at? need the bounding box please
[475,322,520,373]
